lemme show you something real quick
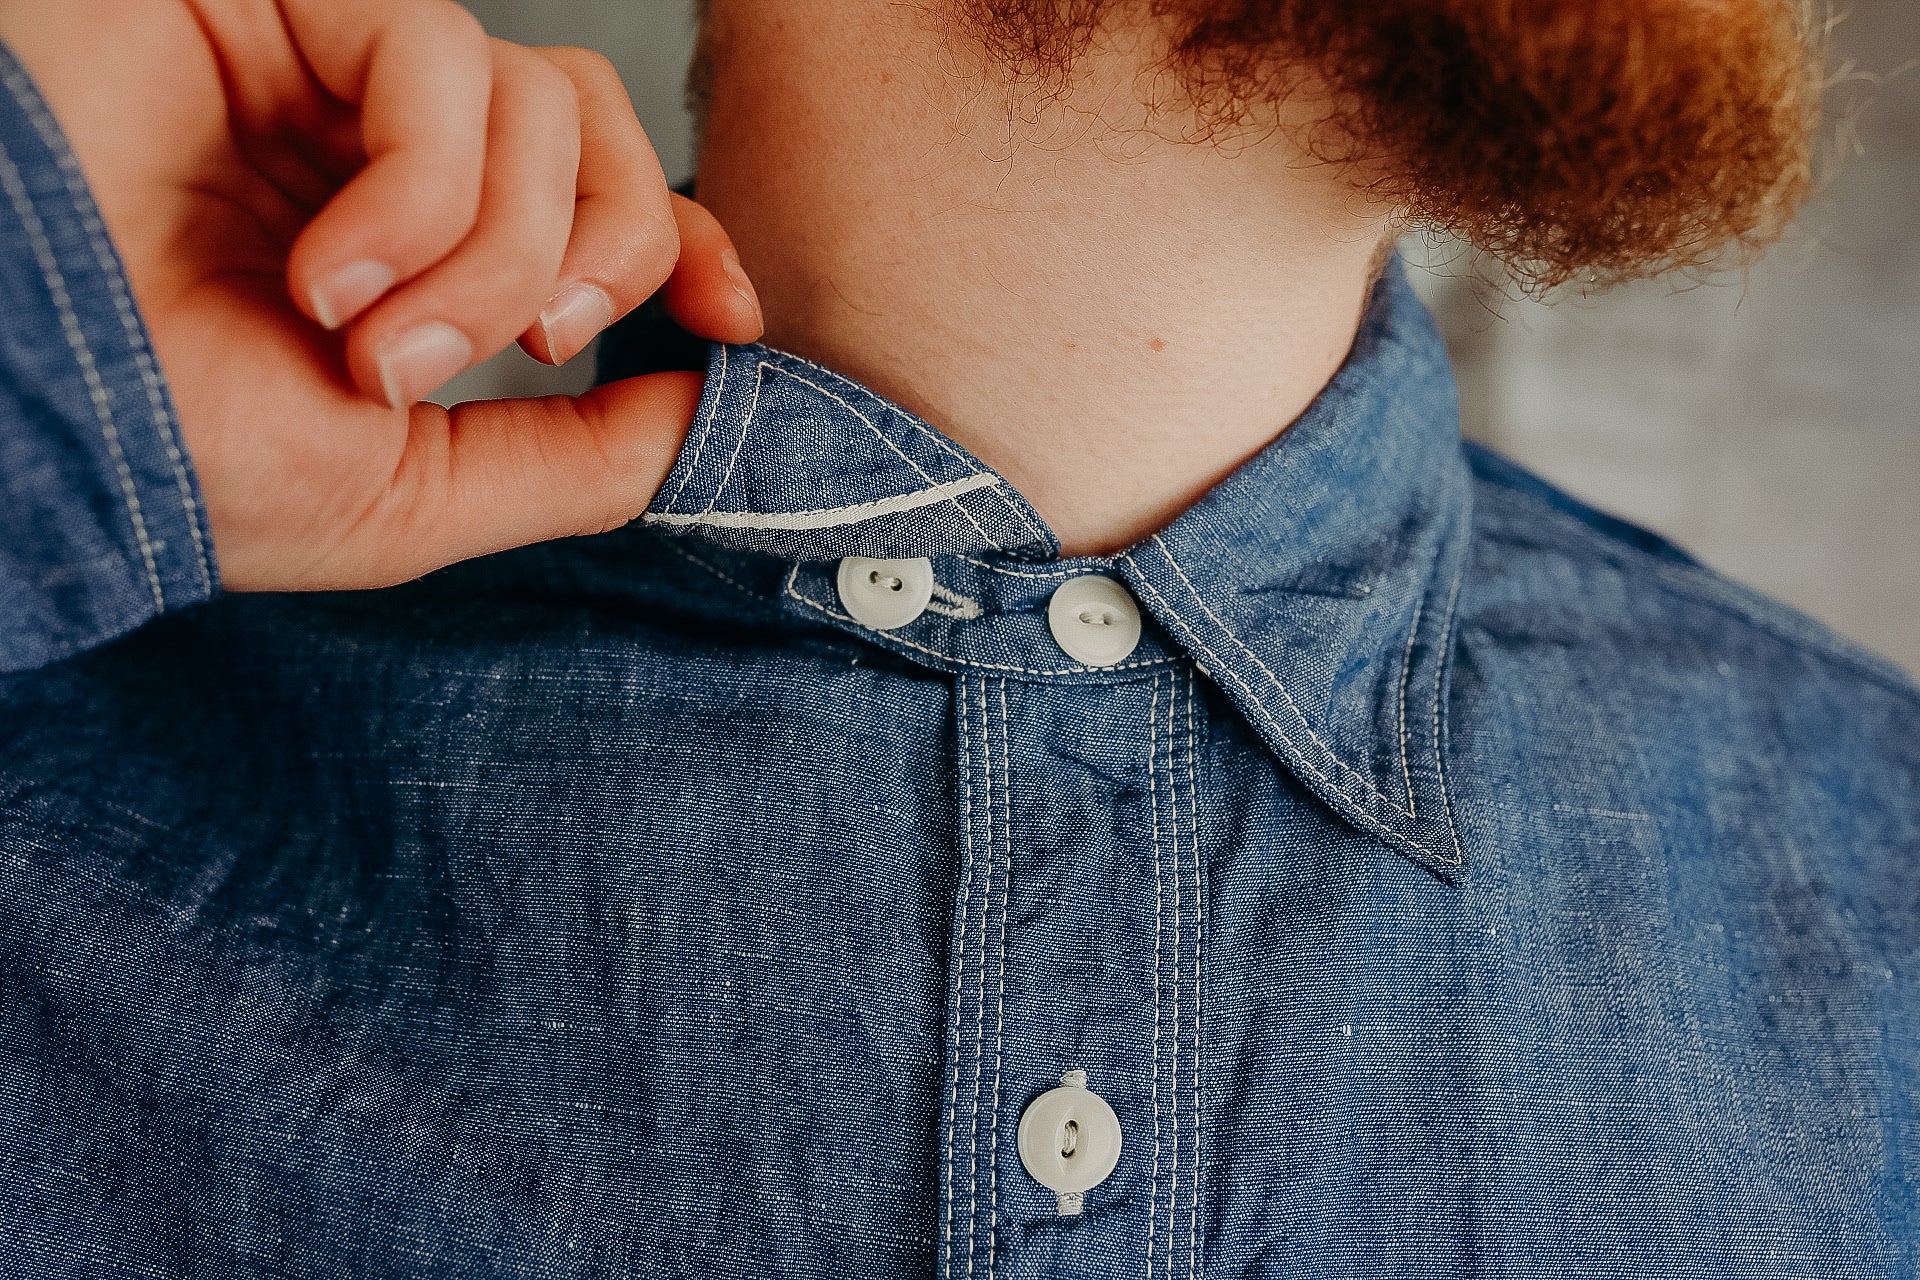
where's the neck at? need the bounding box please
[695,2,1392,556]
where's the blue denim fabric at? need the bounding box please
[3,41,1919,1280]
[0,44,216,675]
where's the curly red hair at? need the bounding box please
[950,0,1824,288]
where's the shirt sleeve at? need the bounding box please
[0,41,218,676]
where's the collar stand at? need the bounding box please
[602,259,1471,876]
[640,345,1059,563]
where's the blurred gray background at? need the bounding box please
[447,0,1920,674]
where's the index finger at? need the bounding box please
[519,47,763,364]
[280,0,495,331]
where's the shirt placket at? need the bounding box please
[939,668,1206,1280]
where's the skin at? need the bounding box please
[0,0,765,591]
[696,0,1396,555]
[0,0,1811,572]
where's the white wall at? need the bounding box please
[449,0,1920,674]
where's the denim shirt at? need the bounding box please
[2,45,1918,1280]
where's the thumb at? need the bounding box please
[338,371,704,587]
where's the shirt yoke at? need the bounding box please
[1464,440,1920,711]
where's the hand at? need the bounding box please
[0,0,763,591]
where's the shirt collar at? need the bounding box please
[603,259,1471,876]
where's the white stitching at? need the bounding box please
[985,679,1011,1280]
[957,555,1089,582]
[1165,668,1183,1280]
[665,343,727,515]
[1123,568,1369,809]
[964,528,1463,863]
[1139,542,1466,867]
[758,364,1009,553]
[0,137,165,613]
[785,567,1177,677]
[1146,535,1414,821]
[1183,670,1202,1280]
[1146,671,1166,1280]
[1431,542,1469,866]
[965,677,992,1280]
[700,356,768,517]
[648,474,1003,532]
[1396,594,1425,818]
[650,537,760,600]
[756,351,1050,546]
[2,61,214,597]
[943,679,974,1280]
[1121,568,1460,867]
[928,583,986,622]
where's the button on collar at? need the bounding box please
[836,557,935,630]
[1017,1070,1123,1215]
[1047,575,1143,668]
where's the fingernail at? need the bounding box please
[378,322,473,409]
[721,249,762,322]
[311,260,397,331]
[538,283,616,364]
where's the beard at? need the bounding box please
[947,0,1822,288]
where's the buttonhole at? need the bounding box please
[869,570,905,593]
[1060,1118,1079,1159]
[1078,610,1116,628]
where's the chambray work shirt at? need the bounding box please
[2,46,1918,1279]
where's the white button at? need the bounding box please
[836,557,935,630]
[1017,1070,1123,1215]
[1047,575,1143,667]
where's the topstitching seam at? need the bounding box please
[0,135,164,613]
[666,343,727,514]
[1121,566,1377,816]
[984,680,1011,1280]
[1430,542,1469,866]
[758,352,1049,546]
[1146,534,1413,821]
[1164,666,1183,1280]
[1183,670,1202,1280]
[3,61,213,597]
[760,364,1008,553]
[1146,670,1167,1280]
[943,679,975,1280]
[700,355,769,517]
[1122,567,1458,866]
[1396,594,1425,818]
[957,555,1088,582]
[964,677,993,1280]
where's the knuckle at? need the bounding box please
[586,486,650,537]
[581,201,679,292]
[577,50,623,88]
[531,60,580,118]
[486,260,557,319]
[642,220,682,279]
[609,216,680,291]
[500,46,580,121]
[401,163,480,230]
[545,46,621,87]
[423,0,489,55]
[575,400,643,484]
